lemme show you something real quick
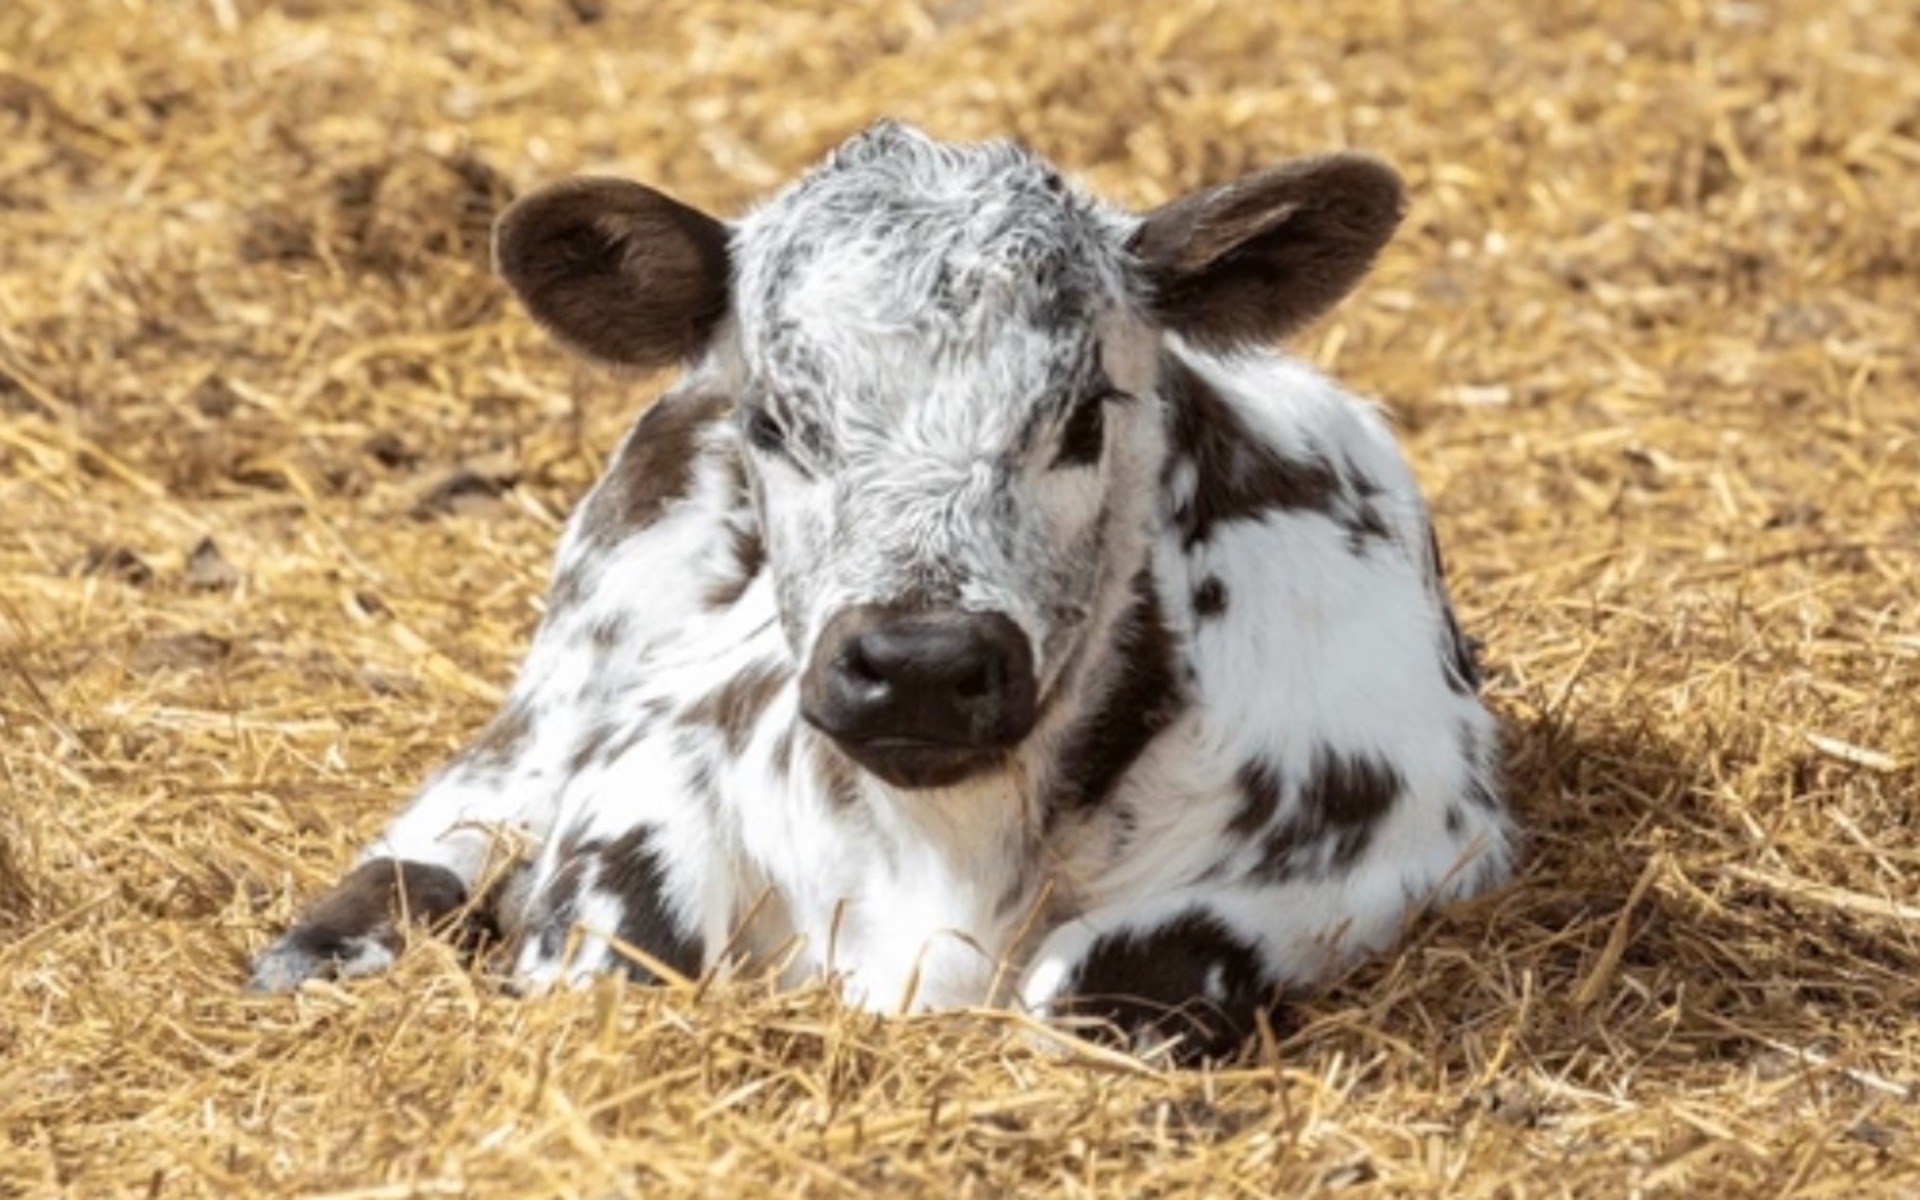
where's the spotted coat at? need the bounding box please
[250,122,1512,1060]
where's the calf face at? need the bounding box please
[495,121,1405,789]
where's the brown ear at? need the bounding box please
[493,177,731,370]
[1130,154,1405,349]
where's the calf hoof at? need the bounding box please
[247,928,396,993]
[247,858,473,992]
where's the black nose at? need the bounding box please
[801,606,1039,789]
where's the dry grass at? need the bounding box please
[3,0,1918,1194]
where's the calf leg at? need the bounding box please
[248,386,748,992]
[1020,896,1283,1063]
[1023,829,1508,1062]
[246,707,560,992]
[513,821,710,990]
[245,858,488,991]
[510,720,747,991]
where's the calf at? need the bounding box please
[250,121,1512,1059]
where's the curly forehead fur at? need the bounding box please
[730,122,1138,374]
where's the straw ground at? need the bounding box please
[2,0,1916,1194]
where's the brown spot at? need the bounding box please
[1056,910,1273,1064]
[1251,819,1309,884]
[679,739,720,804]
[1342,502,1394,553]
[1426,525,1483,695]
[532,829,595,960]
[678,660,791,757]
[548,563,590,615]
[583,615,629,651]
[596,722,652,771]
[704,521,765,610]
[1300,747,1403,867]
[289,858,474,956]
[567,722,620,775]
[1228,759,1281,837]
[1458,722,1502,812]
[1441,609,1482,695]
[1192,575,1227,620]
[1442,609,1483,696]
[1162,358,1341,549]
[709,449,762,608]
[1445,805,1465,836]
[813,738,865,808]
[598,827,703,979]
[1302,748,1401,828]
[721,441,750,497]
[466,701,534,771]
[574,390,730,548]
[1046,571,1186,822]
[1246,748,1406,881]
[1467,773,1501,814]
[770,727,794,776]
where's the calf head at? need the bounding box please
[494,121,1404,789]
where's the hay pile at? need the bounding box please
[3,0,1916,1193]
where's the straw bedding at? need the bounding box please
[2,0,1916,1194]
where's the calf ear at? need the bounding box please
[1129,155,1405,350]
[494,178,731,370]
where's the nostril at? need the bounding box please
[841,641,886,688]
[953,662,993,702]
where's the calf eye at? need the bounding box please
[742,406,788,457]
[1051,392,1109,470]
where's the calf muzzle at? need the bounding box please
[800,605,1038,789]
